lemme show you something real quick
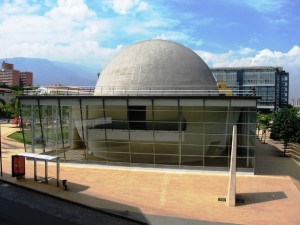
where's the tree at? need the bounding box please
[0,89,22,119]
[257,113,272,143]
[256,113,262,138]
[270,105,300,156]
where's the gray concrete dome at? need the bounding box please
[94,39,217,96]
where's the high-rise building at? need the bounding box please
[0,61,33,86]
[0,62,20,86]
[211,67,289,112]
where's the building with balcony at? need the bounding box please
[211,67,289,112]
[18,40,258,172]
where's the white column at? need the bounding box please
[227,125,237,206]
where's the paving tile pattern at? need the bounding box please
[1,124,300,225]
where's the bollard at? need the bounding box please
[62,179,68,190]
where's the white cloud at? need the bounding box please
[136,1,148,12]
[153,32,205,48]
[122,16,179,37]
[238,47,255,55]
[268,18,289,25]
[0,0,40,18]
[196,46,300,98]
[45,0,96,21]
[233,0,287,12]
[0,0,298,98]
[112,0,148,15]
[5,40,121,69]
[0,0,115,68]
[153,31,190,42]
[43,0,54,8]
[154,33,167,40]
[0,0,188,65]
[196,46,300,69]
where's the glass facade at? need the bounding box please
[212,71,239,92]
[19,96,257,172]
[243,70,275,85]
[212,67,289,111]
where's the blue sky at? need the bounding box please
[0,0,299,97]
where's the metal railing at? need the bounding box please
[22,86,255,96]
[23,86,95,96]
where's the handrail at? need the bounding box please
[22,86,255,96]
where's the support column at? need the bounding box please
[227,125,237,207]
[58,99,66,160]
[45,160,48,183]
[56,158,60,187]
[178,99,182,168]
[34,158,37,181]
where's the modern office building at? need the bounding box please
[0,61,33,86]
[18,40,258,172]
[211,67,289,112]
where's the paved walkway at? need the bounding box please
[0,123,300,225]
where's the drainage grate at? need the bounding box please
[218,197,226,202]
[217,198,245,204]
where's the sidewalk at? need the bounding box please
[1,123,300,225]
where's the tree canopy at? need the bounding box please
[257,113,272,143]
[270,105,300,155]
[0,88,22,118]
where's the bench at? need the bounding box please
[17,152,60,187]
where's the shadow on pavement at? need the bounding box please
[255,139,300,191]
[255,139,299,177]
[0,179,147,225]
[2,172,239,225]
[236,191,287,206]
[1,172,149,225]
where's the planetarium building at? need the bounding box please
[18,40,257,172]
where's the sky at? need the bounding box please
[0,0,300,98]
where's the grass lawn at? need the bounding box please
[8,130,32,145]
[8,127,69,146]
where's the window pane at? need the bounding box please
[131,154,154,164]
[155,143,178,154]
[130,142,153,154]
[181,144,204,155]
[107,152,130,162]
[181,156,203,166]
[155,155,179,165]
[204,157,229,167]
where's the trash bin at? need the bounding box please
[12,155,25,179]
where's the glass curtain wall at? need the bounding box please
[19,97,256,172]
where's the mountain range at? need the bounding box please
[0,57,99,86]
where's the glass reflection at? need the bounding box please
[19,97,256,171]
